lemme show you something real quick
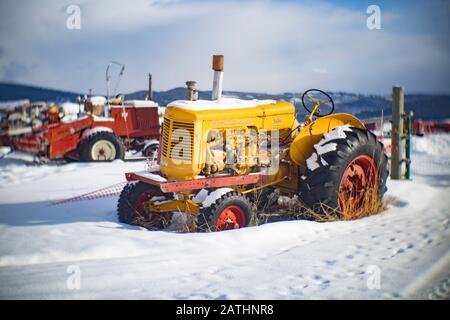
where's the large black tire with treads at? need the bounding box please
[78,131,125,162]
[117,182,172,230]
[198,191,253,232]
[298,126,388,217]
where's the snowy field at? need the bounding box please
[0,135,449,299]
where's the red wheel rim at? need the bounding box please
[338,155,377,219]
[215,205,246,231]
[135,191,168,229]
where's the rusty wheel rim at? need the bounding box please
[134,191,169,229]
[215,205,245,231]
[338,155,377,219]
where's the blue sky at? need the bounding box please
[0,0,449,95]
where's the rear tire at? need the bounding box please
[298,126,388,218]
[78,131,125,162]
[198,191,253,232]
[117,182,172,230]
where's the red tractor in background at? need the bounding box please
[10,73,162,162]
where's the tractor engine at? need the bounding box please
[203,127,258,176]
[159,99,298,181]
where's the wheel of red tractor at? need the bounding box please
[198,191,253,232]
[143,142,159,160]
[298,126,388,219]
[78,131,125,162]
[117,181,173,230]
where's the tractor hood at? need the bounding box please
[165,99,294,122]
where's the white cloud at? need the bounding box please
[0,0,448,95]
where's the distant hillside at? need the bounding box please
[0,82,81,103]
[127,88,450,120]
[1,82,449,120]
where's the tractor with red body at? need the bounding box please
[10,74,162,161]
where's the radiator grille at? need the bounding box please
[161,118,170,157]
[170,121,194,160]
[161,118,194,161]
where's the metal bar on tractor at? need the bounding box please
[125,172,266,193]
[125,172,163,187]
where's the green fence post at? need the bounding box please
[405,111,413,179]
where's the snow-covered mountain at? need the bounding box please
[1,82,449,120]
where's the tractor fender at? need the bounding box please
[80,126,114,141]
[143,139,159,149]
[289,113,365,171]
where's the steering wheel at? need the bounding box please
[301,89,335,117]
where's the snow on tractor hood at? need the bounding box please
[167,98,276,111]
[119,100,159,108]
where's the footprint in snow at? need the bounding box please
[324,259,337,266]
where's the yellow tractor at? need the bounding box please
[117,56,388,231]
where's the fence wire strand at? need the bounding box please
[49,182,128,206]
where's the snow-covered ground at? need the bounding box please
[0,135,449,299]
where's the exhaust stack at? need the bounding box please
[147,73,153,101]
[212,55,224,100]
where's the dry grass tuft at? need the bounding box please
[166,181,387,232]
[338,168,386,220]
[276,188,386,223]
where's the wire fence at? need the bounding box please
[49,182,128,206]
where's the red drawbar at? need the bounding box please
[125,172,266,193]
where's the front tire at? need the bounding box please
[78,131,125,161]
[298,126,388,219]
[198,191,253,232]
